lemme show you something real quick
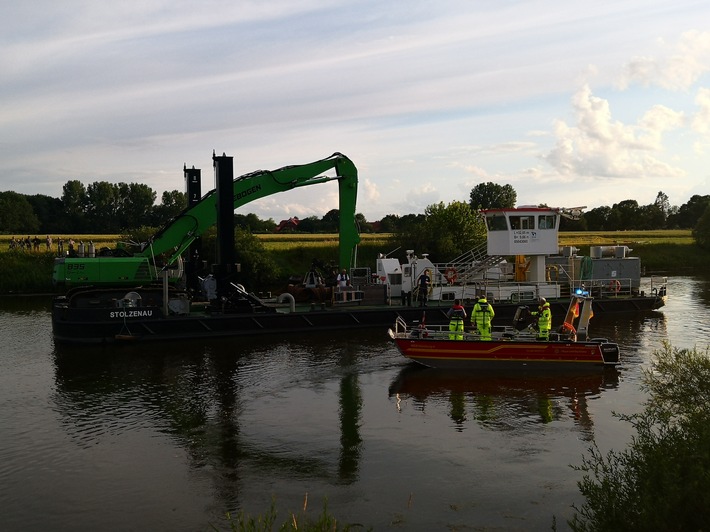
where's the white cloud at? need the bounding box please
[361,178,380,204]
[2,2,710,221]
[617,30,710,91]
[542,84,686,180]
[393,183,440,215]
[692,87,710,135]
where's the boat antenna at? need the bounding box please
[383,246,401,258]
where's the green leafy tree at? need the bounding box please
[583,206,612,231]
[469,182,517,210]
[200,227,279,290]
[669,194,710,229]
[121,226,156,248]
[665,204,680,228]
[321,209,340,232]
[606,200,640,230]
[355,212,372,233]
[61,180,88,232]
[378,214,401,233]
[559,215,587,231]
[606,209,624,230]
[117,183,156,230]
[693,203,710,250]
[637,203,665,230]
[234,212,275,233]
[653,191,670,225]
[397,213,426,234]
[296,216,320,233]
[0,191,40,234]
[85,181,119,232]
[26,194,62,233]
[152,190,187,226]
[233,227,279,289]
[399,201,485,261]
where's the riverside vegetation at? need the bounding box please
[0,230,707,295]
[569,343,710,531]
[2,232,708,530]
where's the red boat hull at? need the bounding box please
[391,337,619,369]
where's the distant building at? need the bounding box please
[275,217,299,233]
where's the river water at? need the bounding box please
[1,275,709,532]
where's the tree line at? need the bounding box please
[0,181,188,235]
[1,179,709,240]
[466,184,710,232]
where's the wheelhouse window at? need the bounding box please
[537,215,557,229]
[509,215,534,230]
[486,215,508,231]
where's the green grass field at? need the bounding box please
[0,230,693,251]
[0,230,703,295]
[558,229,694,246]
[258,232,393,251]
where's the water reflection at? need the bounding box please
[6,276,710,531]
[52,334,368,513]
[689,272,710,307]
[338,373,362,483]
[0,294,51,313]
[388,364,619,440]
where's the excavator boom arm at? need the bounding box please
[142,153,360,270]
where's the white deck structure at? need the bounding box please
[372,206,664,306]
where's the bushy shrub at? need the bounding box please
[570,342,710,531]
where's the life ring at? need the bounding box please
[558,322,577,340]
[445,267,458,284]
[609,279,621,293]
[560,322,577,336]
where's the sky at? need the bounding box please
[2,1,710,223]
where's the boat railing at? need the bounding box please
[647,275,668,298]
[426,275,654,304]
[397,319,547,342]
[570,277,637,298]
[394,315,408,333]
[428,242,509,288]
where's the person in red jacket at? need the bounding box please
[447,299,467,340]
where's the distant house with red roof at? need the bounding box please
[275,217,299,232]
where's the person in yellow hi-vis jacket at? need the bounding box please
[446,299,467,340]
[531,297,552,340]
[471,295,495,340]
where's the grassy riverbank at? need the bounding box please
[0,252,57,294]
[556,229,703,274]
[0,230,706,295]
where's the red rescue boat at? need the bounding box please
[388,296,620,369]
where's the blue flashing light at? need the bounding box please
[575,288,589,296]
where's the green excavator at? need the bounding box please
[52,152,359,288]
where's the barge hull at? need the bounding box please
[52,295,664,344]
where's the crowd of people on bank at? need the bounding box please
[6,235,78,256]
